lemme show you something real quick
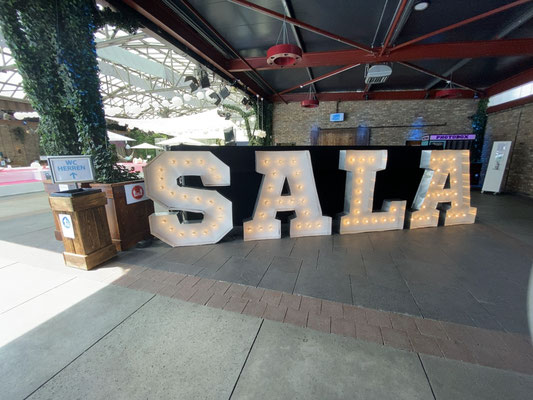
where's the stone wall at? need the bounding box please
[0,121,40,166]
[273,99,477,146]
[485,103,533,197]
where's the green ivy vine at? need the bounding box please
[0,0,140,182]
[470,98,488,163]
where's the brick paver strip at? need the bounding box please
[408,333,443,357]
[188,289,214,305]
[390,313,420,334]
[206,293,230,309]
[224,297,248,313]
[172,285,197,302]
[260,289,282,306]
[177,275,202,289]
[285,308,308,327]
[342,304,367,324]
[331,318,356,338]
[365,309,392,328]
[192,278,216,292]
[263,304,287,322]
[241,286,265,302]
[156,283,180,298]
[108,266,533,375]
[112,273,141,288]
[225,283,248,298]
[436,338,476,364]
[300,296,321,314]
[210,280,231,294]
[415,318,448,339]
[321,300,343,319]
[243,301,268,318]
[356,323,383,345]
[279,293,301,310]
[381,327,412,352]
[308,312,331,333]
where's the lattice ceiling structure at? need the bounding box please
[0,24,246,119]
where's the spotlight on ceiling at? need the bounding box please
[209,92,221,106]
[219,87,230,99]
[414,1,430,11]
[184,76,199,92]
[197,70,210,89]
[241,97,250,107]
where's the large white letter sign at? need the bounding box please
[409,150,477,229]
[243,151,331,240]
[339,150,406,234]
[144,151,232,246]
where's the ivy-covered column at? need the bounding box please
[0,0,79,156]
[55,0,116,181]
[0,0,136,181]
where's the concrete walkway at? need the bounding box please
[1,248,533,399]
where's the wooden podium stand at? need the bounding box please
[49,189,117,270]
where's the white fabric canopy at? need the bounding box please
[131,142,163,150]
[107,131,136,142]
[110,109,248,141]
[157,137,205,146]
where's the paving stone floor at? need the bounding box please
[2,190,532,334]
[1,190,533,399]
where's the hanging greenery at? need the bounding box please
[222,98,273,146]
[470,98,488,163]
[0,0,140,182]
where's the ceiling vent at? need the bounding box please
[365,64,392,84]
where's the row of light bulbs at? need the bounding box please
[147,150,477,246]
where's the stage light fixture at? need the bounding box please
[184,76,199,92]
[219,87,230,99]
[198,70,210,88]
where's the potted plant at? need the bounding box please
[0,0,153,250]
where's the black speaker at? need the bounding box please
[224,127,235,145]
[198,70,210,88]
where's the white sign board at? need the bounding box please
[124,182,148,204]
[58,213,75,239]
[48,156,95,184]
[482,141,512,194]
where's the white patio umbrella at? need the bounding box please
[131,142,163,150]
[107,131,136,142]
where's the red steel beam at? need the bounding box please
[379,0,409,56]
[393,0,532,51]
[279,64,361,95]
[120,0,268,98]
[179,0,287,103]
[398,61,480,92]
[226,0,373,53]
[272,89,476,102]
[227,38,533,71]
[485,67,533,96]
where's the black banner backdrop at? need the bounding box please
[168,146,433,226]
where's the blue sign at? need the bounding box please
[330,113,345,122]
[48,155,95,183]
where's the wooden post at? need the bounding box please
[49,190,117,270]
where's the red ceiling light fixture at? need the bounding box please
[267,17,302,67]
[301,87,319,108]
[435,76,464,99]
[435,88,464,99]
